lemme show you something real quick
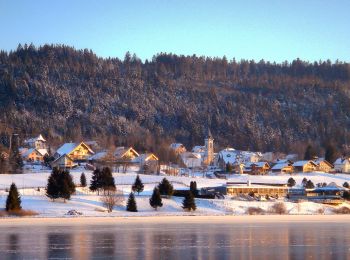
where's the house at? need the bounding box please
[134,153,159,167]
[51,154,76,169]
[333,157,350,173]
[180,152,202,168]
[114,147,139,161]
[55,142,94,161]
[271,162,294,174]
[244,162,271,175]
[24,134,47,149]
[20,148,48,163]
[292,160,317,173]
[313,158,333,173]
[216,148,238,169]
[170,143,186,154]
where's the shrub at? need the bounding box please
[333,207,350,214]
[246,207,265,215]
[287,177,296,187]
[317,207,325,215]
[269,202,287,214]
[126,192,137,212]
[182,191,196,211]
[100,189,124,213]
[7,209,38,217]
[132,174,144,195]
[80,173,87,187]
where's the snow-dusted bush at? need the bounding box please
[246,207,265,215]
[269,202,287,215]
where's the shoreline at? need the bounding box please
[0,214,349,226]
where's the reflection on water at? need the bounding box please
[0,221,349,259]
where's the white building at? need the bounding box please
[334,157,350,173]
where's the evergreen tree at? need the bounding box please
[149,187,163,210]
[226,163,233,172]
[100,167,115,193]
[126,192,137,212]
[182,191,196,211]
[6,183,21,211]
[343,182,350,188]
[80,172,87,187]
[90,168,102,194]
[46,168,75,202]
[190,181,198,196]
[132,174,144,195]
[9,141,23,174]
[304,145,317,160]
[46,167,60,201]
[158,178,174,197]
[305,180,315,189]
[301,177,308,187]
[324,144,337,164]
[59,170,76,202]
[287,177,296,187]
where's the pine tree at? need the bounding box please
[132,174,144,195]
[324,144,337,164]
[59,170,76,202]
[80,172,87,187]
[190,181,198,196]
[301,177,308,187]
[100,167,115,193]
[305,180,315,189]
[46,168,75,202]
[90,168,101,194]
[304,145,317,160]
[9,141,23,174]
[126,192,137,212]
[287,177,296,187]
[182,191,196,211]
[46,167,60,201]
[6,183,21,211]
[158,178,174,197]
[149,187,163,210]
[226,163,233,172]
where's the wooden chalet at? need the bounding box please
[292,160,317,173]
[55,142,94,162]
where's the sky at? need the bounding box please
[0,0,349,62]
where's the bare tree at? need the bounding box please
[100,189,124,212]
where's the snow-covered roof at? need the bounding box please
[133,153,159,163]
[181,152,201,159]
[293,160,316,167]
[192,146,205,153]
[218,148,238,164]
[114,146,139,158]
[37,149,48,156]
[56,142,94,156]
[271,162,291,170]
[334,157,350,165]
[56,143,78,156]
[170,143,185,149]
[244,161,269,168]
[21,148,36,158]
[89,151,107,161]
[314,182,347,192]
[24,134,46,144]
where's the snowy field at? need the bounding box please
[0,167,350,217]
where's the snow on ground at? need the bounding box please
[0,168,350,217]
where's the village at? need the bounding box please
[0,127,348,218]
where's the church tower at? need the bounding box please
[203,127,214,166]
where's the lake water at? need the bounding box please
[0,221,349,259]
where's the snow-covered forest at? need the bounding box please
[1,44,350,154]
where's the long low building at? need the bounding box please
[226,181,289,197]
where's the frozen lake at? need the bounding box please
[0,221,350,259]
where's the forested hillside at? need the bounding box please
[1,44,350,154]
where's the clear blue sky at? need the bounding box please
[1,0,349,62]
